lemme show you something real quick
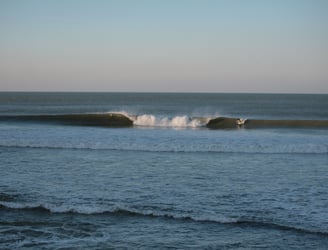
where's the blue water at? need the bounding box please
[1,93,328,249]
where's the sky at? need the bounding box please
[0,0,327,93]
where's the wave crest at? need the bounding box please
[1,201,327,236]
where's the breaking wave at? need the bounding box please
[0,112,211,128]
[1,201,327,236]
[133,114,208,128]
[1,111,328,129]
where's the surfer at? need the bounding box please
[236,118,246,127]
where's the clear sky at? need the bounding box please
[1,0,327,93]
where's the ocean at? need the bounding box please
[0,92,328,249]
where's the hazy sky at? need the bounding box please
[1,0,327,93]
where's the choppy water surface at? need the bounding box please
[1,92,328,249]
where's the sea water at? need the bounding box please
[0,92,328,249]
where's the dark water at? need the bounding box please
[1,92,328,249]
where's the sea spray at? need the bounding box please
[133,114,204,128]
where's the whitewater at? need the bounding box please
[132,114,208,128]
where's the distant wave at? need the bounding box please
[0,113,133,127]
[0,112,210,128]
[1,202,327,236]
[1,112,328,129]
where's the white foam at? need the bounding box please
[133,114,205,128]
[0,201,238,224]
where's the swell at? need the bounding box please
[0,144,327,155]
[1,203,327,237]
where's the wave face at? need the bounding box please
[0,113,133,127]
[1,201,327,237]
[207,117,328,129]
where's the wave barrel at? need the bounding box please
[206,117,241,129]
